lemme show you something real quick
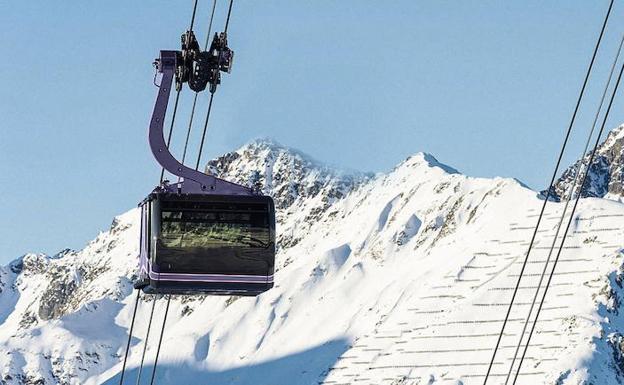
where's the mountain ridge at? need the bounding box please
[1,130,624,384]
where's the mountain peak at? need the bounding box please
[398,152,460,175]
[209,138,340,178]
[549,124,624,201]
[205,139,372,250]
[602,123,624,148]
[237,137,291,155]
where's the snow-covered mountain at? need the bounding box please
[1,135,624,385]
[549,124,624,201]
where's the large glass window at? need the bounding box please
[160,209,271,249]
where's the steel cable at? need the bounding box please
[148,1,226,383]
[135,296,158,385]
[195,0,233,171]
[189,0,199,31]
[180,0,219,174]
[512,37,624,385]
[118,290,141,385]
[160,90,182,183]
[504,32,624,385]
[482,1,614,383]
[180,0,202,167]
[205,0,218,50]
[119,1,201,383]
[224,0,234,34]
[148,295,171,385]
[195,87,216,171]
[180,94,199,166]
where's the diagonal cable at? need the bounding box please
[148,1,227,381]
[195,0,233,171]
[512,37,624,385]
[135,295,158,385]
[224,0,234,34]
[481,1,614,382]
[148,295,172,385]
[505,31,624,385]
[179,0,219,171]
[160,90,182,183]
[189,0,199,31]
[120,1,200,383]
[195,90,216,170]
[118,290,141,385]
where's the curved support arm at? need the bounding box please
[149,50,252,195]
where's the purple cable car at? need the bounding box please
[135,34,275,296]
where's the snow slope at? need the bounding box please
[1,139,624,385]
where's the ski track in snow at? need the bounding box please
[1,139,624,385]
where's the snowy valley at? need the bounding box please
[1,127,624,385]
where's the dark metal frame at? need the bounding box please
[149,50,251,195]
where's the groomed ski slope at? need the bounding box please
[0,141,623,385]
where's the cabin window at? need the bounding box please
[160,209,270,249]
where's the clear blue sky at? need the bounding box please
[2,1,624,263]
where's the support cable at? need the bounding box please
[135,296,158,385]
[159,0,199,181]
[180,94,199,165]
[148,2,226,382]
[224,0,234,34]
[189,0,199,31]
[160,90,182,183]
[119,1,200,383]
[205,0,218,49]
[148,295,172,385]
[512,40,624,385]
[195,93,215,170]
[179,0,219,170]
[505,31,624,385]
[195,0,232,171]
[481,1,614,383]
[118,290,141,385]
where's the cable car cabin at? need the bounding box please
[138,50,275,296]
[136,192,276,296]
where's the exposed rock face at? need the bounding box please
[37,270,78,321]
[207,139,371,212]
[549,124,624,200]
[207,139,372,252]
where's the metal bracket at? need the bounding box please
[175,31,234,93]
[149,50,252,195]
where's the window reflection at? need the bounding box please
[161,210,270,249]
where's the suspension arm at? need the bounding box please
[149,51,252,195]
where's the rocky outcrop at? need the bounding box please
[549,125,624,200]
[207,139,371,252]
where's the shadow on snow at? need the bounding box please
[102,338,350,385]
